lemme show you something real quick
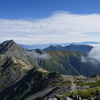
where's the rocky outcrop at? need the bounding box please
[43,93,100,100]
[0,67,63,100]
[0,55,32,94]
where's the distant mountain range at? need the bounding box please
[0,40,100,99]
[20,41,100,49]
[43,44,93,53]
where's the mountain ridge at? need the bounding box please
[44,44,93,53]
[0,40,39,67]
[39,50,100,77]
[19,41,100,50]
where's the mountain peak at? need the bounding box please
[0,40,21,54]
[7,39,15,43]
[0,40,16,47]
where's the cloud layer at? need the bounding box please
[0,11,100,44]
[26,50,51,63]
[81,46,100,65]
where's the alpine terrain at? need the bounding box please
[0,40,100,100]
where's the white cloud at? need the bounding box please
[88,47,100,64]
[81,46,100,65]
[0,11,100,44]
[26,50,51,63]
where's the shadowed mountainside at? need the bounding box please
[44,44,93,53]
[38,50,100,77]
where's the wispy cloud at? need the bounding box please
[26,50,51,63]
[0,11,100,44]
[81,46,100,65]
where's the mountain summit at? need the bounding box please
[0,40,39,67]
[0,40,25,54]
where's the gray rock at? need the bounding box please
[95,95,100,100]
[47,97,57,100]
[72,93,78,100]
[90,98,95,100]
[53,94,60,100]
[78,97,82,100]
[62,97,73,100]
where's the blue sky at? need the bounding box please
[0,0,100,44]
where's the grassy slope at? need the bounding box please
[39,50,100,77]
[39,50,80,76]
[61,87,100,99]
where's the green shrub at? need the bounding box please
[74,81,100,87]
[91,74,100,78]
[60,87,100,99]
[60,81,72,86]
[13,67,17,71]
[23,69,28,74]
[0,72,9,80]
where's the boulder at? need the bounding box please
[62,97,73,100]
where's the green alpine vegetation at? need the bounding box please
[60,87,100,99]
[74,81,100,87]
[38,50,100,77]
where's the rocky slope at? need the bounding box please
[1,67,100,100]
[0,40,38,67]
[0,54,33,94]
